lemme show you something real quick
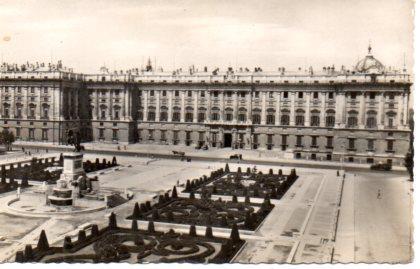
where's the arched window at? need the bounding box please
[347,110,358,127]
[172,107,181,122]
[160,106,168,121]
[366,110,377,128]
[2,103,10,118]
[238,107,247,122]
[211,107,220,121]
[113,105,121,120]
[266,108,276,125]
[386,111,397,128]
[15,103,23,118]
[29,103,36,118]
[295,109,305,126]
[225,107,233,121]
[147,106,156,121]
[100,105,107,120]
[252,108,261,124]
[185,106,194,122]
[42,103,50,119]
[198,107,206,122]
[326,109,335,127]
[280,109,290,125]
[310,110,320,127]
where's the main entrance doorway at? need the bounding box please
[224,133,232,148]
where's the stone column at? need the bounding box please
[155,90,160,122]
[94,89,99,120]
[247,91,252,124]
[38,87,42,119]
[180,91,185,122]
[304,92,310,126]
[290,92,296,126]
[403,93,408,126]
[276,92,281,125]
[220,90,225,122]
[334,92,345,128]
[261,92,267,125]
[206,90,211,121]
[320,92,326,127]
[233,91,239,123]
[122,89,126,118]
[107,90,112,120]
[74,88,79,119]
[10,87,15,118]
[193,91,198,123]
[143,91,148,121]
[126,88,131,120]
[168,91,173,122]
[59,87,64,121]
[378,92,384,129]
[23,86,28,118]
[358,92,365,128]
[396,93,403,128]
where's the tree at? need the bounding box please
[406,108,414,181]
[0,129,15,151]
[405,152,414,181]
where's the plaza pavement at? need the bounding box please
[0,152,413,263]
[12,141,407,172]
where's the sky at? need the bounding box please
[0,0,414,73]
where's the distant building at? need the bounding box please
[0,47,412,165]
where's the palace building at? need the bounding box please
[0,47,412,165]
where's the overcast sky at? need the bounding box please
[0,0,414,73]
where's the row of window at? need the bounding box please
[143,90,335,100]
[142,90,399,100]
[4,127,49,140]
[1,86,51,94]
[139,130,395,152]
[2,104,50,119]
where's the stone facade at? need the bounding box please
[0,49,412,165]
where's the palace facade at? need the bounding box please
[0,48,412,165]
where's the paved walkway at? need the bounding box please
[333,172,413,263]
[11,141,408,173]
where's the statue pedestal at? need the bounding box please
[60,152,84,181]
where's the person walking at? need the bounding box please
[377,189,381,199]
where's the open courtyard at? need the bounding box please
[0,150,413,263]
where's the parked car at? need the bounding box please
[370,162,392,171]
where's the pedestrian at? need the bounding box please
[336,170,340,177]
[377,189,381,199]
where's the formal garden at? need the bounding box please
[15,212,244,263]
[183,164,298,199]
[127,186,274,231]
[0,154,119,190]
